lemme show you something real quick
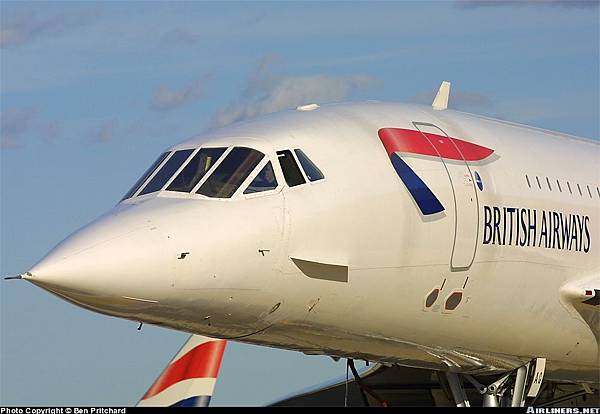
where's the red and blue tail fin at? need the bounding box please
[137,335,227,407]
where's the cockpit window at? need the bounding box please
[121,152,170,201]
[277,150,305,187]
[197,147,264,198]
[166,147,226,193]
[243,161,278,194]
[139,149,194,196]
[294,149,324,181]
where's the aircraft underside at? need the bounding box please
[272,363,600,407]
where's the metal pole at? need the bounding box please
[446,372,470,407]
[483,393,499,407]
[512,365,528,407]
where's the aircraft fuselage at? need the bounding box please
[23,102,599,383]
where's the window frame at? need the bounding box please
[161,146,230,196]
[189,146,234,196]
[122,145,285,202]
[124,151,175,201]
[120,151,172,202]
[240,158,282,199]
[194,146,269,200]
[137,149,195,197]
[292,148,325,184]
[274,147,326,191]
[143,147,233,202]
[159,147,201,194]
[276,149,307,188]
[291,149,310,184]
[161,146,282,201]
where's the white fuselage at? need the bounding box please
[25,102,599,383]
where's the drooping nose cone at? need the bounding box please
[23,205,173,317]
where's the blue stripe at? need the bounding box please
[390,153,444,215]
[171,395,211,407]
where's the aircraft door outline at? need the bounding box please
[413,122,479,270]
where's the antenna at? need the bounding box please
[432,80,451,111]
[4,274,22,280]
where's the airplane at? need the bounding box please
[5,81,599,407]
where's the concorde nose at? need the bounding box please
[21,210,173,311]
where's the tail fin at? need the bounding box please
[137,335,227,407]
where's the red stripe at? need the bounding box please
[378,128,494,161]
[142,340,227,400]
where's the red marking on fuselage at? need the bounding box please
[378,128,494,161]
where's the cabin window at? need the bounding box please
[139,149,194,196]
[277,150,306,187]
[577,183,582,196]
[121,152,170,200]
[244,162,278,194]
[294,149,324,182]
[525,175,531,188]
[545,177,552,191]
[535,176,542,190]
[556,179,562,193]
[197,147,264,198]
[587,185,592,198]
[167,147,226,193]
[567,181,572,194]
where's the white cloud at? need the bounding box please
[88,120,116,144]
[149,75,211,112]
[0,106,63,148]
[0,10,98,49]
[0,107,38,148]
[211,57,380,128]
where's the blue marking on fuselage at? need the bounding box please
[390,153,445,215]
[474,171,483,191]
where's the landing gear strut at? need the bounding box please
[444,358,547,407]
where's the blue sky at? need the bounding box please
[1,0,598,406]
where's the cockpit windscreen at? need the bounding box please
[138,149,194,196]
[197,147,264,198]
[121,152,170,201]
[294,149,324,182]
[166,147,227,193]
[243,161,278,194]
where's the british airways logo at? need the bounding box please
[378,127,494,215]
[483,206,591,253]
